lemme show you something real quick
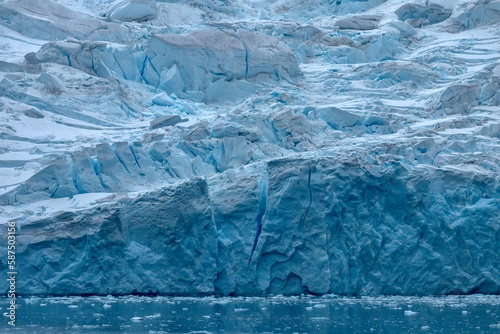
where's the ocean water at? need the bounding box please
[1,295,500,333]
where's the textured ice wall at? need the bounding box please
[0,179,218,295]
[1,154,498,296]
[27,28,300,103]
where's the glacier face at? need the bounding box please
[0,0,500,296]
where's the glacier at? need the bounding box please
[0,0,499,296]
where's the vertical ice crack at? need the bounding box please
[129,144,141,168]
[64,52,72,67]
[248,170,268,266]
[165,160,179,179]
[90,155,109,190]
[431,150,443,165]
[91,56,96,75]
[299,167,312,231]
[111,144,130,174]
[112,52,127,79]
[50,184,59,198]
[139,55,148,83]
[147,57,161,87]
[237,31,249,80]
[69,158,82,194]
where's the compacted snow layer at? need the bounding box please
[0,0,499,296]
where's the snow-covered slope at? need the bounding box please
[0,0,499,296]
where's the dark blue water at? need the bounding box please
[1,295,500,333]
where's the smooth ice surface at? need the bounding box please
[0,0,500,296]
[1,295,500,333]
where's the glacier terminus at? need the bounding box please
[0,0,500,299]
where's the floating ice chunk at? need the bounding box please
[144,313,161,319]
[313,304,327,308]
[404,310,418,316]
[108,0,157,22]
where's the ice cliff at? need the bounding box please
[0,0,499,296]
